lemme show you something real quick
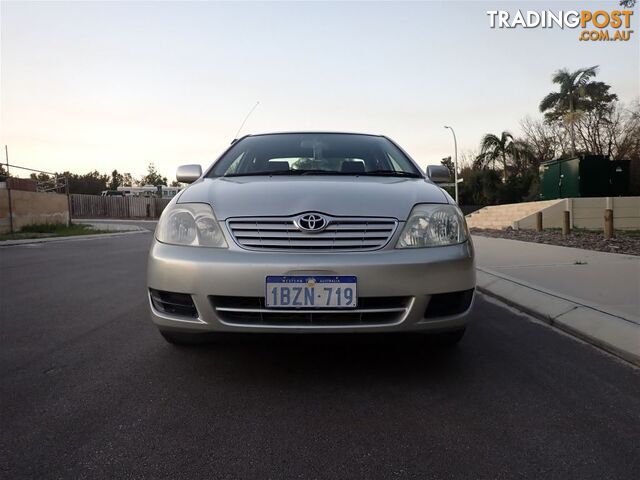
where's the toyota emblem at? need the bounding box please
[294,213,329,233]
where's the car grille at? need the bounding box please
[226,216,398,251]
[210,296,413,327]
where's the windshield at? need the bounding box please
[207,133,422,178]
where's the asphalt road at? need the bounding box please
[1,233,639,479]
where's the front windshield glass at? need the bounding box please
[208,133,422,178]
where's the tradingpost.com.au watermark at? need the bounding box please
[487,8,635,42]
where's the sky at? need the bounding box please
[1,0,638,182]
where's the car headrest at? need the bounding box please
[266,161,290,172]
[341,161,365,173]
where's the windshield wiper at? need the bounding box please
[223,169,422,178]
[360,170,422,178]
[223,171,297,177]
[300,170,347,175]
[224,170,347,177]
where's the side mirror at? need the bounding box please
[176,164,202,184]
[426,165,450,184]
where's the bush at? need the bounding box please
[453,168,539,206]
[458,169,502,205]
[499,172,538,204]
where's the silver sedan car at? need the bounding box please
[148,132,475,345]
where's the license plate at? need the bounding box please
[265,275,357,308]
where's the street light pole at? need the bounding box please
[444,126,459,204]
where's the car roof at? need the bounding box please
[243,131,384,138]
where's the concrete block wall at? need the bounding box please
[0,190,70,233]
[574,197,640,230]
[516,196,640,231]
[466,200,562,230]
[516,200,569,230]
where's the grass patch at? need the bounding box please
[0,223,111,241]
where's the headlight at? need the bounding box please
[396,204,467,248]
[156,203,228,248]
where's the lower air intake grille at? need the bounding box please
[424,289,474,318]
[149,289,198,318]
[210,296,412,327]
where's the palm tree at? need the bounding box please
[474,131,526,182]
[539,66,599,155]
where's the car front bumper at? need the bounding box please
[147,240,476,334]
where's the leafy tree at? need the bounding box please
[121,172,135,187]
[501,171,538,203]
[140,163,167,186]
[474,131,531,182]
[29,170,108,194]
[539,66,617,155]
[572,98,634,159]
[611,101,640,195]
[65,170,109,195]
[440,156,455,178]
[30,172,53,182]
[457,166,538,206]
[458,168,503,205]
[520,116,568,164]
[108,170,124,190]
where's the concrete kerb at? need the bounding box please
[0,229,148,247]
[74,221,145,231]
[477,267,640,366]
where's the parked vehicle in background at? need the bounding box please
[159,186,181,199]
[147,132,475,345]
[111,185,181,198]
[117,185,158,197]
[100,190,125,197]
